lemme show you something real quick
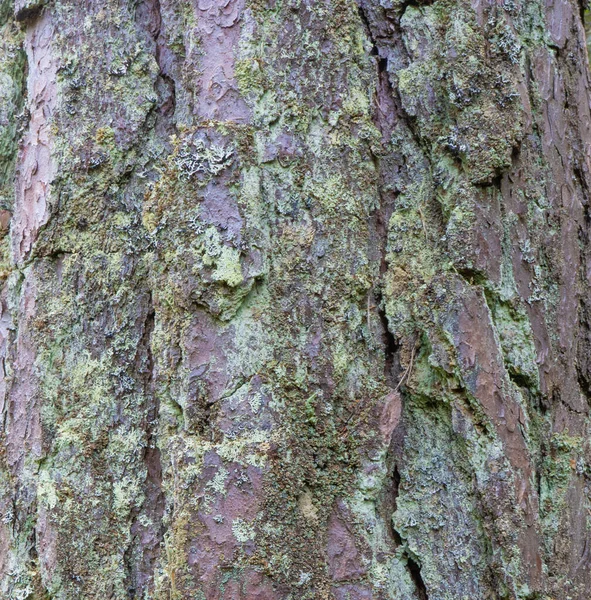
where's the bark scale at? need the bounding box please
[0,0,590,599]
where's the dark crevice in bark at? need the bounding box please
[391,464,401,510]
[15,1,47,23]
[358,0,434,183]
[357,4,398,118]
[357,4,374,42]
[357,4,395,132]
[508,370,532,391]
[399,0,436,19]
[1,15,26,224]
[158,72,176,118]
[535,463,542,504]
[391,527,403,547]
[579,1,589,26]
[121,7,175,587]
[407,555,429,600]
[574,164,590,203]
[377,461,404,553]
[378,303,401,388]
[368,153,399,386]
[357,8,457,598]
[359,13,431,594]
[136,0,177,131]
[576,315,591,401]
[387,508,430,600]
[473,172,503,190]
[455,267,489,287]
[189,395,216,437]
[124,302,165,598]
[358,3,404,390]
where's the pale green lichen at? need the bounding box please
[231,518,256,543]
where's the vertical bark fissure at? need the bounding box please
[358,6,435,599]
[406,555,429,600]
[135,0,177,139]
[124,300,165,598]
[358,3,403,390]
[129,2,183,591]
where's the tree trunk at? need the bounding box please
[1,0,591,598]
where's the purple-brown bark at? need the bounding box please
[1,0,591,598]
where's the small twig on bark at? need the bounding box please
[394,338,418,392]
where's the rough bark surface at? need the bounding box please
[1,0,591,598]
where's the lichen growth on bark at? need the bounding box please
[1,0,591,599]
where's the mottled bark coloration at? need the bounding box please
[0,0,591,598]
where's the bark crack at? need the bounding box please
[124,300,165,598]
[399,0,436,19]
[358,7,432,598]
[406,554,429,600]
[15,1,47,23]
[136,0,177,130]
[357,3,404,390]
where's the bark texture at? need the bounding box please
[1,0,591,598]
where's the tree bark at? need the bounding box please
[1,0,591,598]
